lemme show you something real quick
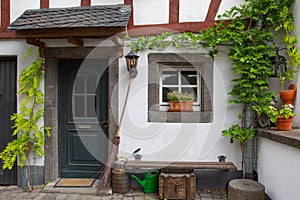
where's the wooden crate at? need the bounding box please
[159,172,196,200]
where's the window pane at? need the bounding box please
[87,96,96,117]
[181,87,197,102]
[87,76,97,94]
[162,71,178,85]
[162,87,178,102]
[181,71,197,85]
[74,96,84,117]
[74,76,84,94]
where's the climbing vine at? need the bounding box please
[127,0,300,177]
[0,48,50,189]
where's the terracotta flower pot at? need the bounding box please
[275,116,293,131]
[279,83,296,105]
[168,100,193,112]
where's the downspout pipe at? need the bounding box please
[244,104,257,180]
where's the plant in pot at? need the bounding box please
[167,91,194,112]
[254,102,295,131]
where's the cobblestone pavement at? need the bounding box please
[0,185,225,200]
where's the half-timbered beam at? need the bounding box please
[169,0,179,23]
[205,0,222,21]
[81,0,91,6]
[40,0,49,9]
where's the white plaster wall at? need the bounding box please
[216,0,243,20]
[91,0,124,5]
[179,0,210,22]
[10,0,39,23]
[133,0,169,25]
[50,0,81,8]
[257,137,300,200]
[118,43,241,168]
[291,0,300,128]
[0,40,45,166]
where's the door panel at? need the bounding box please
[59,59,108,178]
[0,57,17,185]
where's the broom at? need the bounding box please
[98,73,133,190]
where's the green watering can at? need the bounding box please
[131,172,158,193]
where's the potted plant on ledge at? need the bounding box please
[254,102,295,131]
[167,91,194,112]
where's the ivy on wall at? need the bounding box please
[127,0,300,177]
[0,48,50,189]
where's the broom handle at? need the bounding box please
[115,76,132,137]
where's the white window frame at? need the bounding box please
[159,66,200,111]
[72,73,99,120]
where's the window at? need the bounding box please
[73,74,98,120]
[159,67,200,111]
[148,53,213,123]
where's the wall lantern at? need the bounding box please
[125,49,139,78]
[269,48,287,77]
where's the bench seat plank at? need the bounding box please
[126,161,237,170]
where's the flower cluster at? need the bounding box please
[267,103,295,123]
[253,102,296,123]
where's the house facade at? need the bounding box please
[1,0,300,199]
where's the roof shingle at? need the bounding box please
[9,4,131,30]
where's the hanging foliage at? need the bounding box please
[0,48,50,189]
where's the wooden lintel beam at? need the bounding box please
[26,38,45,48]
[15,27,126,39]
[67,36,83,47]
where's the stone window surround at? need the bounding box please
[148,53,213,123]
[44,47,119,183]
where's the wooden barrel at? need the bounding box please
[112,168,129,193]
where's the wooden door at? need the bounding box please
[58,59,108,178]
[0,57,17,185]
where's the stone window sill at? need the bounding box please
[257,128,300,150]
[148,111,213,123]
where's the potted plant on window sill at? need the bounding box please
[167,91,194,112]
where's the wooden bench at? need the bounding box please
[126,160,237,172]
[127,161,237,199]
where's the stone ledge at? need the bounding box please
[257,128,300,150]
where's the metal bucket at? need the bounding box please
[112,168,129,193]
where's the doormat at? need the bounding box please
[54,178,96,187]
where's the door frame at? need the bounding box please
[44,47,119,182]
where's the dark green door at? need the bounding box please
[58,59,108,178]
[0,57,17,185]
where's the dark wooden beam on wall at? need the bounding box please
[81,0,91,6]
[67,36,83,47]
[124,0,134,26]
[1,0,10,29]
[40,0,49,9]
[205,0,222,21]
[169,0,179,23]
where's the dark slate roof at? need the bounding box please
[9,4,131,30]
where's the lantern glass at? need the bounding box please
[125,50,139,71]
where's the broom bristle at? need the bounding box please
[98,137,120,190]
